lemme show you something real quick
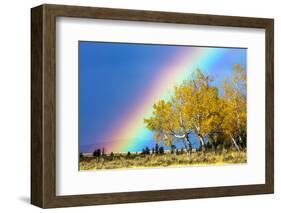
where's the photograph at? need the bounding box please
[29,3,274,208]
[78,42,247,170]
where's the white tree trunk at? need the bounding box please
[230,135,240,152]
[198,135,205,152]
[185,137,192,159]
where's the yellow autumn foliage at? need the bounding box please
[144,65,247,151]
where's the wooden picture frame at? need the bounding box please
[31,4,274,208]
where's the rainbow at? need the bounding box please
[90,47,229,153]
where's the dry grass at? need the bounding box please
[79,150,246,170]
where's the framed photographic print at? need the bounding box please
[31,4,274,208]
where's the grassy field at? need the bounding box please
[79,150,247,170]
